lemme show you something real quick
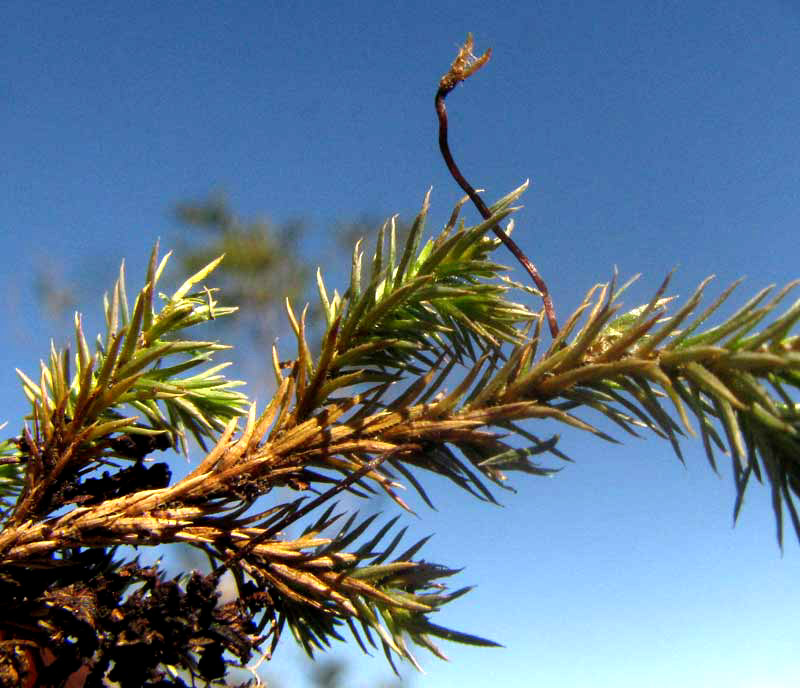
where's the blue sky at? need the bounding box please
[3,2,800,687]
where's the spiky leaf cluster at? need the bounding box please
[1,186,798,685]
[5,245,248,524]
[503,272,800,545]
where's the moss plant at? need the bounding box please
[1,35,798,688]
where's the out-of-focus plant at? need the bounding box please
[173,196,411,354]
[175,193,310,344]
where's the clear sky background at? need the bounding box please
[3,2,800,687]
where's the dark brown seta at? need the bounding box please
[436,33,559,338]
